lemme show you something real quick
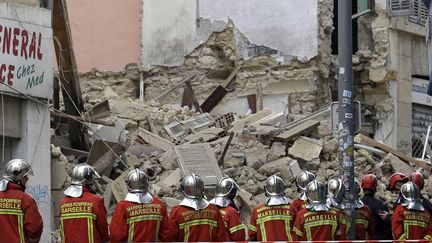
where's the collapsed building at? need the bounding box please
[0,0,432,241]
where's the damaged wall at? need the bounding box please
[141,0,319,69]
[198,0,318,61]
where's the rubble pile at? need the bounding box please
[51,95,432,228]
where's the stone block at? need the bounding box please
[258,157,292,176]
[288,136,323,162]
[289,160,302,181]
[161,168,182,187]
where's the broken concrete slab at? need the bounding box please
[87,140,125,176]
[110,170,129,202]
[91,119,127,144]
[288,136,323,162]
[137,128,174,152]
[229,108,273,133]
[160,168,182,187]
[275,119,320,142]
[184,127,225,143]
[257,157,293,176]
[289,160,302,181]
[174,143,223,187]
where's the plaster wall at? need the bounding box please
[141,0,197,70]
[66,0,141,72]
[199,0,318,60]
[141,0,319,69]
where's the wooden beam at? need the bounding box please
[153,75,196,102]
[53,0,87,150]
[218,132,234,166]
[200,86,228,113]
[354,134,431,171]
[181,85,193,109]
[275,119,321,142]
[50,111,115,126]
[256,83,263,112]
[85,100,110,120]
[222,65,241,88]
[247,94,257,114]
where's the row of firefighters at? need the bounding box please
[0,159,432,242]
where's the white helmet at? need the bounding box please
[306,180,330,212]
[210,177,239,208]
[0,159,34,191]
[264,175,289,206]
[64,164,100,198]
[400,182,424,211]
[179,174,209,210]
[124,169,153,204]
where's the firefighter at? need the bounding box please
[60,163,109,243]
[210,177,245,241]
[360,173,392,240]
[292,170,315,212]
[326,178,350,239]
[391,181,432,240]
[293,180,341,241]
[168,174,227,242]
[248,175,297,241]
[353,180,375,240]
[409,171,432,214]
[110,168,171,242]
[0,159,43,243]
[388,172,409,208]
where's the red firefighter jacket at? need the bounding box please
[109,197,171,242]
[168,204,228,242]
[0,182,43,243]
[293,208,341,241]
[248,203,297,241]
[355,205,375,240]
[60,187,109,243]
[218,206,245,241]
[292,199,306,212]
[332,208,349,240]
[392,204,432,240]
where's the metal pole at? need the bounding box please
[422,125,431,160]
[337,0,355,240]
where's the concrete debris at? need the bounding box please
[50,93,432,234]
[288,136,323,162]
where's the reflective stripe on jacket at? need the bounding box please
[219,205,245,241]
[355,205,375,240]
[60,187,108,243]
[0,182,43,243]
[109,197,171,242]
[293,208,340,241]
[392,204,432,240]
[249,203,297,241]
[168,204,228,242]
